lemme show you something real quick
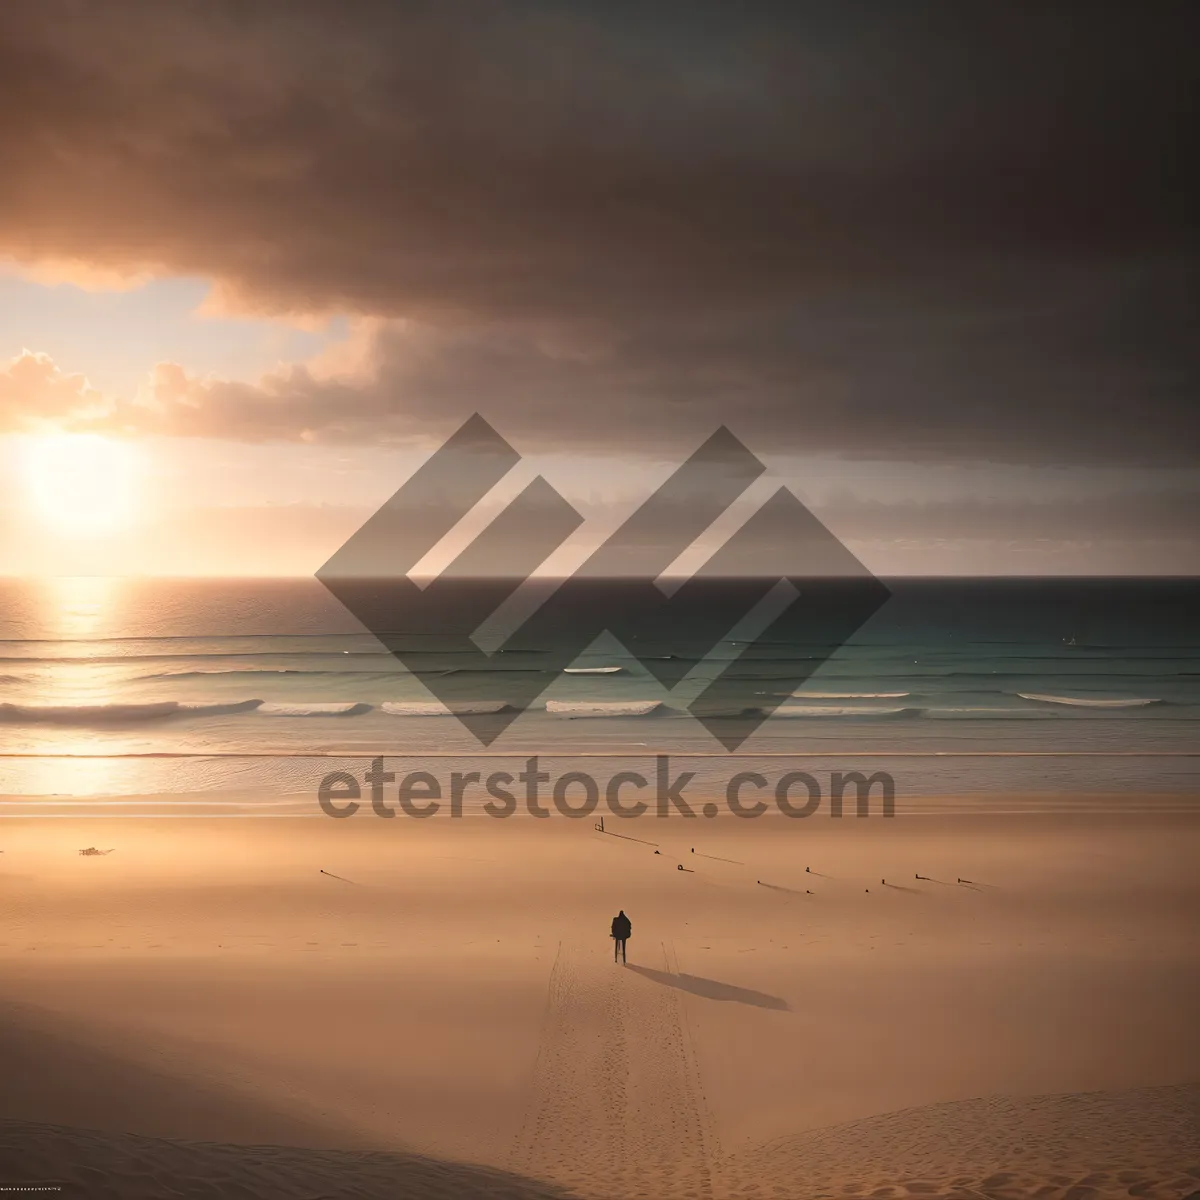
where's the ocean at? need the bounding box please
[1,576,1197,814]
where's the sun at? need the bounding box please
[21,433,142,533]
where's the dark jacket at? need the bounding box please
[611,913,632,940]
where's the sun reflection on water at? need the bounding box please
[39,575,121,641]
[12,577,146,778]
[33,576,123,710]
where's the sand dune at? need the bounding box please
[2,1085,1196,1199]
[0,1118,569,1199]
[726,1083,1200,1199]
[0,998,566,1197]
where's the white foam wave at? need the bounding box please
[0,699,262,724]
[380,701,508,716]
[768,691,911,699]
[563,666,625,675]
[141,667,309,680]
[770,704,911,717]
[922,706,1056,718]
[1018,692,1162,708]
[257,702,366,716]
[546,700,661,717]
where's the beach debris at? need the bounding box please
[677,864,693,872]
[594,817,605,833]
[318,868,360,885]
[915,872,929,880]
[807,889,813,894]
[654,849,661,855]
[78,847,114,856]
[958,877,975,885]
[805,866,810,872]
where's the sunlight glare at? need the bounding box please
[22,433,142,533]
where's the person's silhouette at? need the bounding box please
[611,910,631,963]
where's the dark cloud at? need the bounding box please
[1,2,1197,463]
[817,488,1200,543]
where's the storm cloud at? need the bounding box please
[1,2,1197,463]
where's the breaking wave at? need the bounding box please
[138,668,319,680]
[769,704,914,717]
[921,706,1059,719]
[0,692,1180,727]
[0,699,264,725]
[1017,692,1163,708]
[380,701,510,716]
[257,702,370,716]
[546,700,661,717]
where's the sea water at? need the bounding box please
[1,576,1197,813]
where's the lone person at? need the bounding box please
[611,909,631,964]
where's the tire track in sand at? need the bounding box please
[512,940,715,1199]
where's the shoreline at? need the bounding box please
[3,789,1198,820]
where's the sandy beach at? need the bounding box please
[1,798,1197,1198]
[5,0,1199,1192]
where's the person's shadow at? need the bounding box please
[625,964,789,1011]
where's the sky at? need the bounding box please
[0,2,1197,577]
